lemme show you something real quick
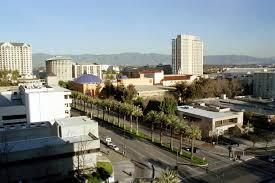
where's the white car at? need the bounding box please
[109,143,119,151]
[268,156,275,163]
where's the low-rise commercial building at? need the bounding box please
[0,84,71,125]
[117,73,153,87]
[69,74,103,96]
[141,69,164,84]
[72,63,102,79]
[0,116,100,182]
[177,106,243,137]
[161,74,197,86]
[135,85,175,99]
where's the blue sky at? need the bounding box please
[0,0,274,57]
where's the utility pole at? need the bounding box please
[175,151,179,174]
[123,123,126,156]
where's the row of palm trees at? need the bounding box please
[145,111,201,160]
[71,91,202,160]
[71,91,143,134]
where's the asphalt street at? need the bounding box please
[72,107,275,182]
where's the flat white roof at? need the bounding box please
[0,136,65,152]
[177,106,239,119]
[55,116,96,127]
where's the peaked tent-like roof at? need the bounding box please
[73,74,102,84]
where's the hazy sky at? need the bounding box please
[0,0,274,57]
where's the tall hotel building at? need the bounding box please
[0,42,32,75]
[172,35,203,75]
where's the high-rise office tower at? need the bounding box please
[172,35,203,75]
[0,42,32,75]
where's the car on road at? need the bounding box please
[183,146,198,153]
[267,156,275,163]
[109,143,119,151]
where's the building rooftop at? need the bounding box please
[55,116,96,127]
[46,56,73,61]
[73,74,102,84]
[163,75,193,81]
[141,69,163,74]
[177,106,239,119]
[0,136,65,152]
[135,85,175,92]
[0,42,31,47]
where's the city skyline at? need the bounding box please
[0,0,275,57]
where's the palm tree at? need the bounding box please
[101,99,110,121]
[157,111,168,146]
[186,124,202,160]
[71,91,79,108]
[155,169,180,183]
[176,119,188,155]
[167,115,180,151]
[132,106,143,135]
[145,111,158,142]
[88,97,96,118]
[121,103,130,130]
[114,102,123,127]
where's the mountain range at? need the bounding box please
[32,53,275,68]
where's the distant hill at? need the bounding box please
[204,55,275,65]
[32,53,171,68]
[32,53,275,68]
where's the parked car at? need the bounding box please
[109,143,119,151]
[183,146,198,153]
[268,156,275,163]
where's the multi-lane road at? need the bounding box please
[72,108,275,182]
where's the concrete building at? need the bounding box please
[46,56,73,81]
[0,116,100,182]
[172,35,203,75]
[135,85,175,99]
[161,74,197,86]
[0,84,72,125]
[117,73,153,87]
[177,106,243,137]
[0,42,32,75]
[253,71,275,99]
[72,63,102,79]
[70,74,103,96]
[141,69,164,84]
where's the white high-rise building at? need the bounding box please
[0,42,32,75]
[72,63,102,79]
[172,35,203,75]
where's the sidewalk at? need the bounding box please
[100,145,135,183]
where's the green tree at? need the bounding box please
[124,84,138,103]
[159,96,177,115]
[262,133,274,149]
[187,124,202,160]
[133,97,146,110]
[100,80,115,99]
[176,119,189,155]
[11,70,20,80]
[157,111,169,145]
[58,80,69,89]
[166,115,180,151]
[249,134,261,149]
[131,106,143,135]
[145,111,158,142]
[155,169,180,183]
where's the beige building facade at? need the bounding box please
[72,63,102,79]
[46,56,73,81]
[0,42,32,75]
[177,106,243,137]
[172,35,203,75]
